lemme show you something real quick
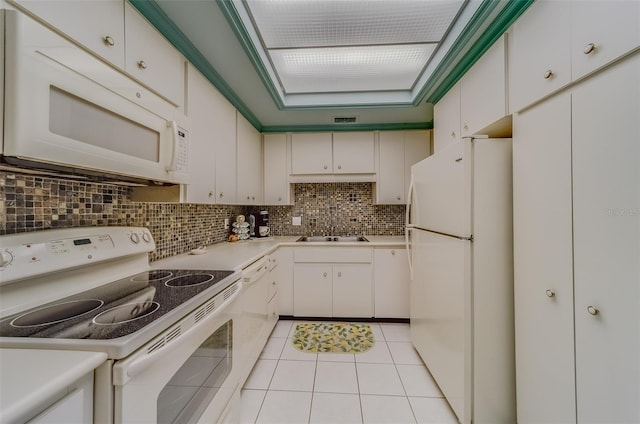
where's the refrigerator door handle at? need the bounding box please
[405,175,415,279]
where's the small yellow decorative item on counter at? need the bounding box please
[228,234,238,242]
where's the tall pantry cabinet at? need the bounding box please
[512,53,639,423]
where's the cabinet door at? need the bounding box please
[377,131,405,204]
[512,93,576,424]
[263,134,290,205]
[293,264,332,317]
[460,36,507,136]
[509,0,571,113]
[213,95,238,204]
[404,130,431,197]
[184,66,216,203]
[9,0,125,69]
[374,249,409,318]
[291,133,332,174]
[433,82,461,153]
[124,3,184,106]
[571,0,640,81]
[274,248,294,316]
[333,132,375,173]
[236,113,262,204]
[571,55,639,423]
[332,264,372,318]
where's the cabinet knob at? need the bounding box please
[324,165,328,170]
[463,124,469,131]
[391,250,396,255]
[252,196,255,200]
[208,191,214,197]
[587,305,599,316]
[337,272,342,277]
[103,35,115,47]
[397,196,401,201]
[543,69,554,80]
[545,289,555,298]
[583,43,596,55]
[137,60,147,70]
[278,197,282,202]
[338,165,342,170]
[323,272,327,277]
[272,281,276,285]
[219,192,224,198]
[451,131,456,138]
[247,196,250,200]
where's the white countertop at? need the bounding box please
[152,236,405,271]
[0,349,107,423]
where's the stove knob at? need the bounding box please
[130,233,140,244]
[0,250,13,267]
[142,232,151,243]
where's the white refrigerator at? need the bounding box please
[406,137,515,424]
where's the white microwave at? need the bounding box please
[2,10,189,184]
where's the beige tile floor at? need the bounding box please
[239,320,458,424]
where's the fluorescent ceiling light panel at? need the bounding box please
[240,0,466,101]
[271,44,437,93]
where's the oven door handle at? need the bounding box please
[113,282,241,384]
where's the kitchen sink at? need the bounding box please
[296,235,369,243]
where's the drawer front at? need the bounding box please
[294,247,372,263]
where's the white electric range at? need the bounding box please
[0,227,243,423]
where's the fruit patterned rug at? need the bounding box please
[292,322,375,353]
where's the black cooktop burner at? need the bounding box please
[0,269,235,340]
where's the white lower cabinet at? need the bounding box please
[373,248,409,318]
[293,247,373,318]
[273,247,294,315]
[293,264,333,317]
[332,264,372,318]
[513,54,639,424]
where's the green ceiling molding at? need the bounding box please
[261,121,433,134]
[128,0,263,129]
[421,0,534,105]
[132,0,533,131]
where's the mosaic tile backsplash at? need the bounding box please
[1,172,405,261]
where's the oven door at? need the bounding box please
[112,281,241,424]
[3,11,189,184]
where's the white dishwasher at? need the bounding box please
[239,256,271,384]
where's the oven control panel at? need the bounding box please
[0,227,155,285]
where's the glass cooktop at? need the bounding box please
[0,269,235,340]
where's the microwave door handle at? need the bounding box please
[165,121,179,172]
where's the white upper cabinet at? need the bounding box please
[291,132,375,176]
[8,0,126,69]
[213,98,238,205]
[377,130,430,204]
[509,0,572,113]
[263,134,291,205]
[236,113,263,205]
[433,82,461,152]
[332,132,375,174]
[509,0,640,113]
[460,36,508,137]
[571,0,640,81]
[124,3,184,107]
[183,65,217,204]
[291,132,333,174]
[377,131,405,204]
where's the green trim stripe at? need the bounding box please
[217,0,286,111]
[421,0,534,105]
[131,0,533,131]
[261,121,433,134]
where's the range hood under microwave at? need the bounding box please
[1,10,189,185]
